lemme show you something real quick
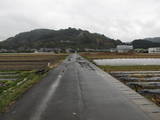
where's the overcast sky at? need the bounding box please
[0,0,160,42]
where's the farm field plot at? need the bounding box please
[81,52,160,59]
[0,53,67,70]
[82,52,160,107]
[94,58,160,66]
[0,53,67,112]
[82,52,160,71]
[111,71,160,106]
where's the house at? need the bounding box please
[110,48,117,53]
[116,45,133,53]
[134,48,148,53]
[148,47,160,53]
[38,48,56,52]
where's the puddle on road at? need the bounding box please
[78,61,95,71]
[111,71,160,106]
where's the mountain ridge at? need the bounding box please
[132,39,160,49]
[145,37,160,43]
[0,28,122,50]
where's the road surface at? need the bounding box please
[0,54,160,120]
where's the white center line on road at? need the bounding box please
[30,74,62,120]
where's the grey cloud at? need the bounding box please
[0,0,160,42]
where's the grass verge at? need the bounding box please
[99,65,160,72]
[0,55,67,113]
[0,71,47,112]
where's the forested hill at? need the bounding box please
[145,37,160,43]
[132,38,160,49]
[0,28,122,50]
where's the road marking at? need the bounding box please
[30,74,62,120]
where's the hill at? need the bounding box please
[132,39,160,49]
[145,37,160,43]
[0,28,122,51]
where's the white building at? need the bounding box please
[116,45,133,53]
[148,47,160,53]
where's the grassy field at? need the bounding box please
[0,53,67,112]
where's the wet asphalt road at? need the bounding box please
[0,54,156,120]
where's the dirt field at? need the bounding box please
[81,52,160,59]
[0,53,67,70]
[111,71,160,106]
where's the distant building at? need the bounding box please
[38,48,58,53]
[148,47,160,53]
[84,48,95,52]
[110,48,117,53]
[116,45,133,53]
[65,48,75,53]
[134,48,148,53]
[0,49,8,53]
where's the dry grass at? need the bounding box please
[81,52,160,59]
